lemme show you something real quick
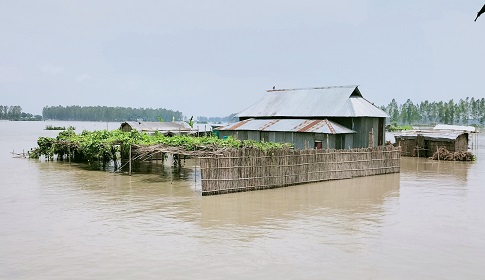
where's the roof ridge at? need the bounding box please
[267,85,358,92]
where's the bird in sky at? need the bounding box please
[475,4,485,21]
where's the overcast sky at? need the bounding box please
[1,1,484,117]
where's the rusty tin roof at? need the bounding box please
[217,118,355,134]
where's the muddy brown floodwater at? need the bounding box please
[1,121,484,279]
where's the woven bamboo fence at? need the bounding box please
[199,146,401,196]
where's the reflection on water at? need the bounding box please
[400,156,471,181]
[200,173,400,228]
[35,157,401,231]
[1,121,485,280]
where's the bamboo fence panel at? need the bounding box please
[199,146,401,195]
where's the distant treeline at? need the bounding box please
[197,113,238,124]
[381,97,485,126]
[42,105,183,122]
[0,105,42,121]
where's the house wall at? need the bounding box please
[427,135,468,155]
[455,134,469,152]
[291,132,316,149]
[328,117,384,148]
[396,137,439,157]
[427,140,454,156]
[270,132,294,146]
[345,134,354,149]
[314,134,342,149]
[395,138,416,156]
[396,135,467,157]
[236,116,385,149]
[218,130,353,150]
[263,131,318,150]
[247,131,260,141]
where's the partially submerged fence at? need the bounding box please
[200,146,401,195]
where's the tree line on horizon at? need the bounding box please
[4,97,485,126]
[381,97,485,126]
[2,103,236,124]
[0,105,42,121]
[42,105,183,122]
[196,113,238,124]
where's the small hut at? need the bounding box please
[120,121,196,136]
[394,129,469,157]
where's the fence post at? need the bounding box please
[129,144,132,176]
[368,128,374,148]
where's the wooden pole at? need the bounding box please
[368,128,374,148]
[129,144,132,176]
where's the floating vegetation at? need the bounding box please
[29,127,292,164]
[385,123,413,132]
[430,147,475,161]
[45,125,76,131]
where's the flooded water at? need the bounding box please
[1,121,484,279]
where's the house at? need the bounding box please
[394,124,476,157]
[217,118,356,149]
[217,85,388,149]
[120,121,196,135]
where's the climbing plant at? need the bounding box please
[29,128,292,164]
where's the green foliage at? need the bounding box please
[188,116,193,128]
[196,113,238,124]
[29,130,292,163]
[0,105,42,121]
[386,123,413,132]
[381,97,485,126]
[42,105,183,122]
[45,125,76,130]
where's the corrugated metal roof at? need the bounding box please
[217,118,355,134]
[394,129,466,141]
[238,86,388,118]
[121,121,195,134]
[434,124,476,132]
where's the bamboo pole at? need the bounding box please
[128,144,132,176]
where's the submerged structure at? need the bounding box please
[199,85,400,195]
[120,121,196,135]
[30,85,401,196]
[394,124,477,158]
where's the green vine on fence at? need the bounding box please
[29,128,292,163]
